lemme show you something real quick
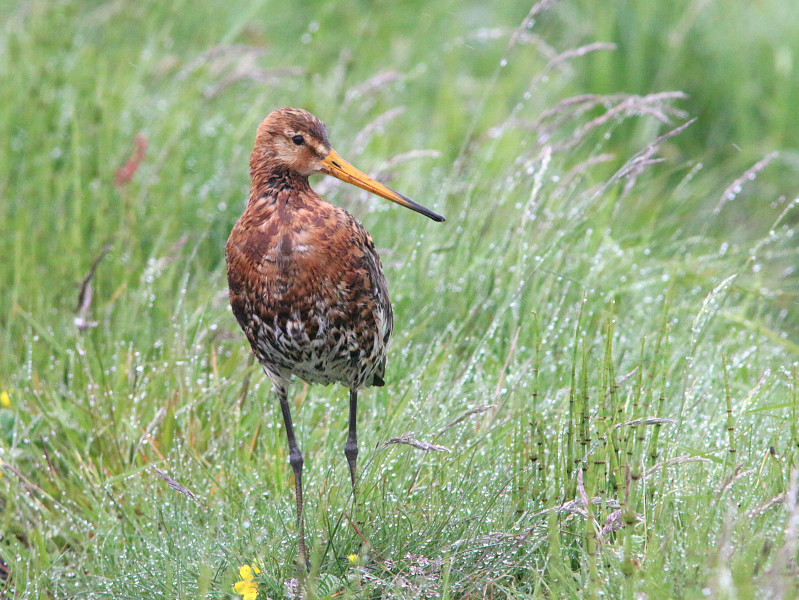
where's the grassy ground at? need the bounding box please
[2,0,798,598]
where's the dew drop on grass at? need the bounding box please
[499,59,507,67]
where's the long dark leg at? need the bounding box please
[278,387,310,569]
[345,388,359,493]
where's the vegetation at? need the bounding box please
[1,0,797,598]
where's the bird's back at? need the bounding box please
[226,189,393,391]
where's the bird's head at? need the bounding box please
[253,107,331,176]
[252,107,445,222]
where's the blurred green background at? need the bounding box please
[4,0,797,359]
[3,0,798,309]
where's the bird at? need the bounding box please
[225,107,444,567]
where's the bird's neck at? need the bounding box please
[248,163,313,207]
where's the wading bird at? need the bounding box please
[225,108,444,567]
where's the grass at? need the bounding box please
[1,0,799,598]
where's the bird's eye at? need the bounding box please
[292,135,305,146]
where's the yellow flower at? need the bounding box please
[233,564,260,600]
[347,554,359,565]
[0,390,9,407]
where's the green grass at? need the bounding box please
[2,0,799,598]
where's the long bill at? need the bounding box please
[320,149,445,222]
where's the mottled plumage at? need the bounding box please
[227,171,393,391]
[225,108,444,568]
